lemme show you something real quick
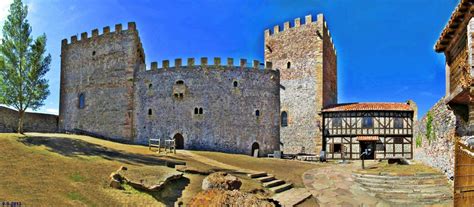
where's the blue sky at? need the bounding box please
[0,0,458,117]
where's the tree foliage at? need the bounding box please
[0,0,51,133]
[425,112,434,144]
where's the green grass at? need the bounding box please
[69,172,85,182]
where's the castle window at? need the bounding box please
[92,51,96,56]
[255,110,260,117]
[394,118,403,129]
[287,62,291,69]
[176,80,184,85]
[233,81,238,87]
[194,108,199,114]
[362,117,373,128]
[148,109,152,115]
[148,83,153,89]
[333,117,342,128]
[199,108,203,114]
[281,111,288,127]
[394,137,404,144]
[78,93,85,109]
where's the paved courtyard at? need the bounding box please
[303,161,389,206]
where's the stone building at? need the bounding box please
[434,0,474,134]
[264,14,337,155]
[414,0,474,179]
[322,102,416,160]
[59,22,281,156]
[58,13,412,157]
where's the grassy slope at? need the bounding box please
[0,134,125,206]
[0,133,271,206]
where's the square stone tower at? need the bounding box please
[264,14,337,155]
[59,22,145,141]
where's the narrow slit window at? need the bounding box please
[194,108,198,114]
[281,111,288,127]
[199,108,203,114]
[233,81,238,87]
[287,62,291,69]
[78,93,85,109]
[255,110,260,117]
[148,109,152,115]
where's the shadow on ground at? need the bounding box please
[149,176,190,206]
[19,136,184,166]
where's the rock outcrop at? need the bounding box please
[202,172,242,191]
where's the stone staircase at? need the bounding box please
[248,172,293,193]
[352,172,453,205]
[248,172,312,206]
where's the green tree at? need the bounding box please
[426,112,433,144]
[0,0,51,133]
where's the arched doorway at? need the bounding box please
[251,142,260,157]
[174,133,184,149]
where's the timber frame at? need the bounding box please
[322,110,414,160]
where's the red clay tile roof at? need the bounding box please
[357,136,379,141]
[322,102,412,112]
[434,0,473,52]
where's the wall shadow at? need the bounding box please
[18,136,183,166]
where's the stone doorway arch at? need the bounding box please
[251,142,260,157]
[173,133,184,149]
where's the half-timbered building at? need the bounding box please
[322,102,417,160]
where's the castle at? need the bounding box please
[58,13,415,158]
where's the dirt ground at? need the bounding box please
[1,133,319,206]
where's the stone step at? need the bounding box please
[385,198,453,205]
[358,181,450,190]
[364,186,452,195]
[247,172,267,178]
[256,175,275,183]
[269,183,293,193]
[375,192,452,200]
[263,179,285,188]
[354,177,448,185]
[352,173,445,180]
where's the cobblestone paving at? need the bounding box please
[303,162,390,207]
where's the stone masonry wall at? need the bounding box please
[414,98,468,179]
[0,106,58,133]
[134,59,280,156]
[264,14,337,155]
[59,22,144,141]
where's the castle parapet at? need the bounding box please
[144,57,276,73]
[61,22,138,46]
[264,13,336,55]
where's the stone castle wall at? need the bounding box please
[133,59,281,155]
[59,22,144,141]
[0,106,58,133]
[414,98,468,179]
[264,14,337,155]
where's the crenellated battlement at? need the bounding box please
[264,13,336,55]
[144,57,276,73]
[61,22,137,46]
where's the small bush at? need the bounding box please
[416,135,422,148]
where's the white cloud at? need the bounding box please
[0,0,13,26]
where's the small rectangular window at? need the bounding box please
[333,117,342,128]
[393,118,403,129]
[362,117,373,128]
[394,137,404,144]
